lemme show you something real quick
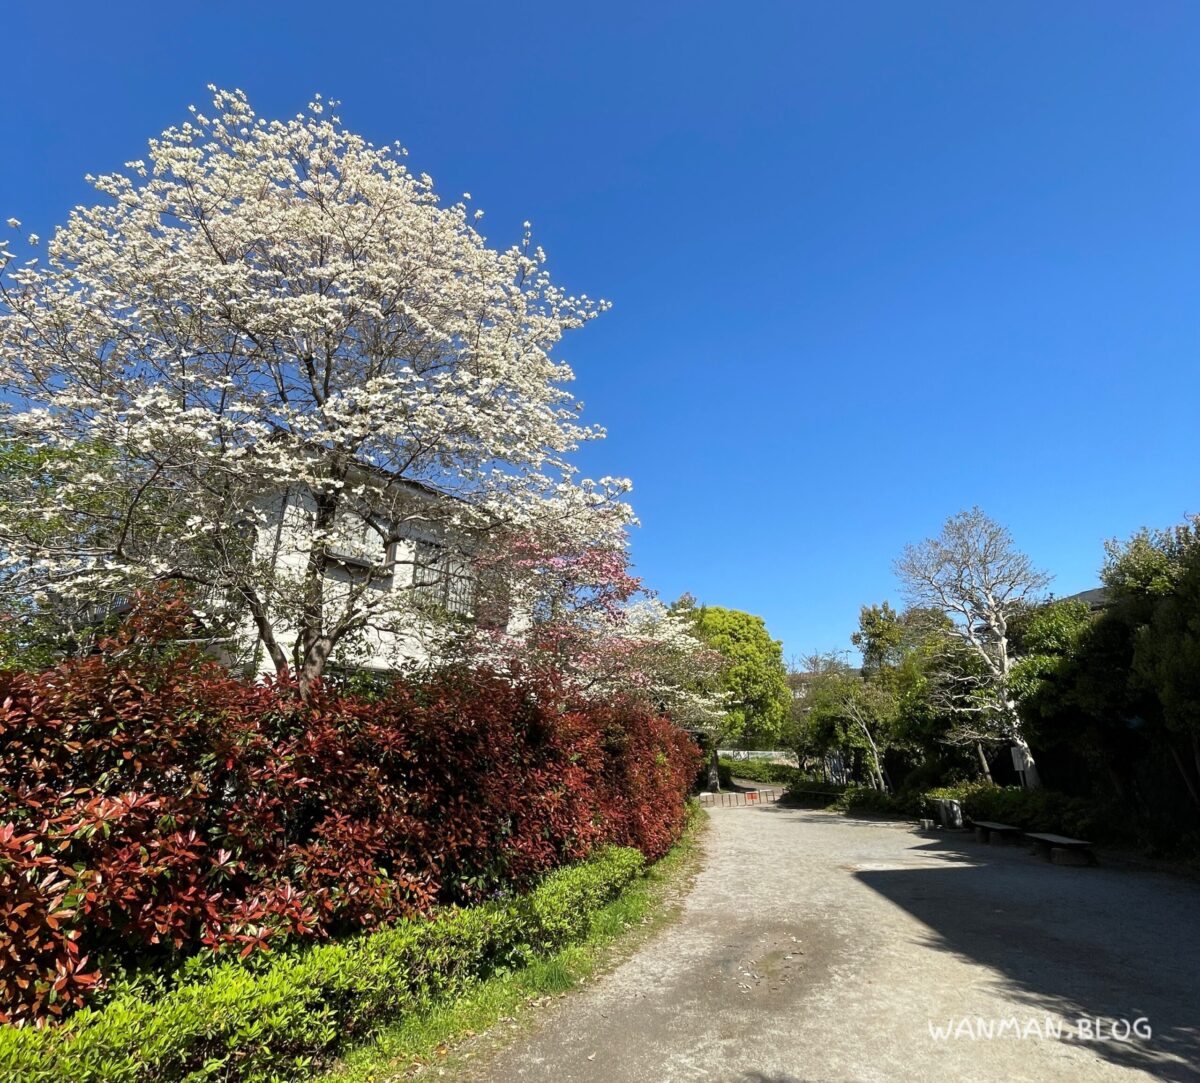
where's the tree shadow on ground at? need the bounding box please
[723,777,762,793]
[850,831,1200,1081]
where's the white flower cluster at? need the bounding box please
[0,88,633,684]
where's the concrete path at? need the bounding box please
[476,804,1200,1082]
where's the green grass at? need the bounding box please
[320,805,706,1083]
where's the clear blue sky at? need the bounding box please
[5,2,1198,661]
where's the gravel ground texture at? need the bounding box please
[472,802,1200,1083]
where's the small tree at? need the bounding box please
[795,652,899,791]
[895,507,1050,786]
[851,601,904,675]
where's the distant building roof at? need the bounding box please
[1060,587,1109,611]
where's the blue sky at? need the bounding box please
[5,2,1198,661]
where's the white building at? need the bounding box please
[229,469,520,679]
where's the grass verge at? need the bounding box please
[320,802,707,1083]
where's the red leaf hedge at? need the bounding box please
[0,597,699,1024]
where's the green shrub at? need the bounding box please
[770,765,1146,849]
[818,780,1102,829]
[920,782,1100,837]
[717,758,808,788]
[833,784,902,815]
[774,778,844,808]
[0,848,645,1083]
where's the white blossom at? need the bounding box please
[0,87,633,688]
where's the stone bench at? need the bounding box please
[971,820,1023,845]
[1026,832,1096,866]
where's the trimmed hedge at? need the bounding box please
[0,594,699,1024]
[717,758,807,788]
[778,775,1113,838]
[0,847,645,1083]
[919,781,1102,838]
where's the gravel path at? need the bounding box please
[475,803,1200,1082]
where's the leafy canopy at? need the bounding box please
[685,605,789,745]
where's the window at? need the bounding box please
[325,511,388,573]
[412,538,474,616]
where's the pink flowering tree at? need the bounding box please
[471,534,729,732]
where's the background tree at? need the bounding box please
[797,651,899,791]
[1007,597,1152,804]
[852,603,975,788]
[470,546,728,732]
[782,665,824,773]
[851,601,904,675]
[0,88,630,694]
[685,604,790,789]
[895,507,1050,786]
[1103,518,1200,809]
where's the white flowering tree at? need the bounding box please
[0,88,631,691]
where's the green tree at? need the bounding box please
[799,652,899,791]
[1011,539,1200,823]
[851,602,904,675]
[686,605,790,788]
[843,603,979,788]
[1103,517,1200,810]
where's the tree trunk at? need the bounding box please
[707,743,721,793]
[1169,741,1200,812]
[1013,734,1042,789]
[298,635,334,701]
[975,741,993,783]
[295,488,338,700]
[854,716,889,794]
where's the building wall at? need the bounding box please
[240,486,489,677]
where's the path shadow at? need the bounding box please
[851,833,1200,1080]
[725,777,762,793]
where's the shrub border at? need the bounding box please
[321,800,706,1082]
[2,847,649,1083]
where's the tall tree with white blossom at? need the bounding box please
[0,88,631,691]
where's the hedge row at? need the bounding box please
[778,776,1109,839]
[918,781,1103,838]
[0,847,646,1083]
[0,594,699,1024]
[719,761,1114,849]
[716,758,807,788]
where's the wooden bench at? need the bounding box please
[1025,832,1096,866]
[971,820,1022,845]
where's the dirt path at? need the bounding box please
[474,804,1200,1082]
